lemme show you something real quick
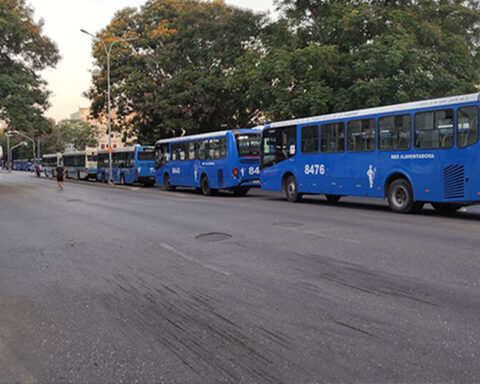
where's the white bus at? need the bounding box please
[63,149,98,180]
[42,153,61,177]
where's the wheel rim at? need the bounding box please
[393,186,408,208]
[287,181,295,198]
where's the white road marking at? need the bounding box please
[160,243,231,276]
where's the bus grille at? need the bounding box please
[443,164,465,199]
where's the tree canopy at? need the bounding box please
[56,120,99,151]
[251,0,480,120]
[86,0,264,143]
[0,0,60,134]
[86,0,480,140]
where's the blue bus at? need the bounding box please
[13,159,32,171]
[261,93,480,214]
[96,146,156,187]
[155,129,262,196]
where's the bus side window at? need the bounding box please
[301,125,319,154]
[378,114,411,151]
[126,152,134,168]
[188,142,196,160]
[171,144,178,161]
[415,109,453,149]
[219,137,226,159]
[198,140,207,160]
[321,122,345,153]
[457,106,479,148]
[280,126,297,159]
[347,118,375,152]
[179,143,186,161]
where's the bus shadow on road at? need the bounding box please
[265,195,480,221]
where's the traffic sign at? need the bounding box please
[107,146,114,153]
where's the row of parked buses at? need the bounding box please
[12,159,35,171]
[41,93,480,214]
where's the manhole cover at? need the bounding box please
[66,199,82,203]
[274,222,303,228]
[196,232,232,242]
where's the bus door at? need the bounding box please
[345,118,377,196]
[298,124,328,193]
[170,143,186,185]
[183,141,196,186]
[205,137,226,188]
[261,126,297,191]
[320,122,347,194]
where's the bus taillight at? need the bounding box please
[135,168,139,177]
[232,167,239,178]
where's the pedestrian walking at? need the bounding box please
[35,164,41,177]
[56,162,65,190]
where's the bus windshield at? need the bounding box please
[138,151,155,161]
[236,134,261,157]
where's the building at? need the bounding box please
[69,108,130,150]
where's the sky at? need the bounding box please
[30,0,276,122]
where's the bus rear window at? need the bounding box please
[138,151,155,161]
[236,134,261,157]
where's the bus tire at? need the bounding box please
[387,179,414,213]
[233,187,249,197]
[165,173,175,191]
[431,203,462,215]
[325,194,341,204]
[201,175,213,196]
[120,174,126,185]
[284,175,302,203]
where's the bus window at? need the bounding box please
[378,114,411,151]
[187,142,196,160]
[198,140,207,160]
[126,152,134,168]
[415,109,453,149]
[236,134,260,157]
[155,144,169,168]
[301,125,319,154]
[280,126,296,160]
[321,122,345,153]
[208,139,217,159]
[262,129,277,168]
[219,137,227,158]
[457,106,479,148]
[348,118,375,152]
[178,143,186,161]
[138,150,155,161]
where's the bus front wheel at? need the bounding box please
[165,174,175,191]
[285,175,303,203]
[431,203,461,215]
[387,179,415,213]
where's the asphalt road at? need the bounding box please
[1,171,480,384]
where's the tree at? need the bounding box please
[0,0,60,134]
[86,0,264,143]
[56,120,99,150]
[248,0,480,120]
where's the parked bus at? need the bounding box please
[260,93,480,214]
[13,159,32,171]
[155,129,262,196]
[63,149,97,180]
[96,146,156,186]
[42,153,60,177]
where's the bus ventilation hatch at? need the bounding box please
[443,164,465,199]
[218,169,224,187]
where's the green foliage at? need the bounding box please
[251,0,480,120]
[56,120,99,150]
[86,0,264,143]
[0,0,60,134]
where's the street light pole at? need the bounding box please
[80,29,136,185]
[7,130,36,162]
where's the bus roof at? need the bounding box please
[42,153,59,158]
[63,151,86,156]
[268,93,480,129]
[97,145,153,155]
[155,128,263,145]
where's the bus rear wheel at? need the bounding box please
[431,203,462,215]
[201,175,216,196]
[325,194,341,204]
[164,174,175,191]
[233,187,249,197]
[285,175,302,203]
[387,179,415,213]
